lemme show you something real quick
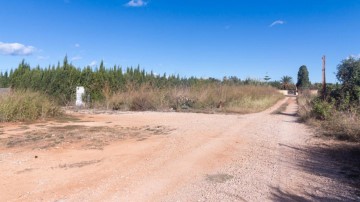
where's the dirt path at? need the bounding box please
[0,97,358,201]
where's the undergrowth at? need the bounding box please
[105,84,283,114]
[0,91,62,122]
[298,91,360,141]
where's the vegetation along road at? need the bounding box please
[0,97,358,201]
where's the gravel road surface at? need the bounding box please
[0,97,358,201]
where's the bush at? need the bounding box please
[298,93,360,141]
[0,91,61,122]
[311,98,334,120]
[130,95,156,111]
[297,57,360,142]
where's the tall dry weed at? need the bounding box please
[0,91,61,122]
[321,111,360,141]
[107,84,283,113]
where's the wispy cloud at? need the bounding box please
[75,43,80,48]
[0,42,35,56]
[269,20,285,27]
[125,0,147,7]
[89,60,97,67]
[71,56,82,61]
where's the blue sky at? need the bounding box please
[1,0,360,83]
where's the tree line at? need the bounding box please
[0,56,285,105]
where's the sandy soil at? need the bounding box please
[0,97,359,201]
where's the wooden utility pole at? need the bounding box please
[322,55,326,99]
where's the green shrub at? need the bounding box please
[297,57,360,141]
[0,91,61,122]
[311,99,334,120]
[298,93,360,141]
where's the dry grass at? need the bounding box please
[297,91,317,121]
[108,84,283,114]
[0,91,62,122]
[321,111,360,141]
[1,124,174,150]
[206,173,234,183]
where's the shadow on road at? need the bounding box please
[269,185,356,202]
[271,142,360,201]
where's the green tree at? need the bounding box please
[296,65,310,90]
[264,73,271,82]
[10,60,31,89]
[336,57,360,103]
[0,71,9,87]
[280,76,293,90]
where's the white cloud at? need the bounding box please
[0,42,35,56]
[75,43,80,48]
[269,20,285,27]
[125,0,147,7]
[71,56,82,61]
[89,60,97,67]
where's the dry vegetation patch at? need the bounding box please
[57,159,103,169]
[0,124,175,150]
[0,91,61,122]
[206,173,234,183]
[108,84,283,113]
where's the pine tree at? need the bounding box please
[264,73,271,82]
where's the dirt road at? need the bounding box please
[0,97,358,201]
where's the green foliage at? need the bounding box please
[336,57,360,104]
[0,91,61,122]
[298,92,360,141]
[296,65,310,90]
[297,57,360,141]
[264,74,271,82]
[311,98,334,120]
[318,58,360,111]
[0,71,10,88]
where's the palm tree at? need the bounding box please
[280,76,293,90]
